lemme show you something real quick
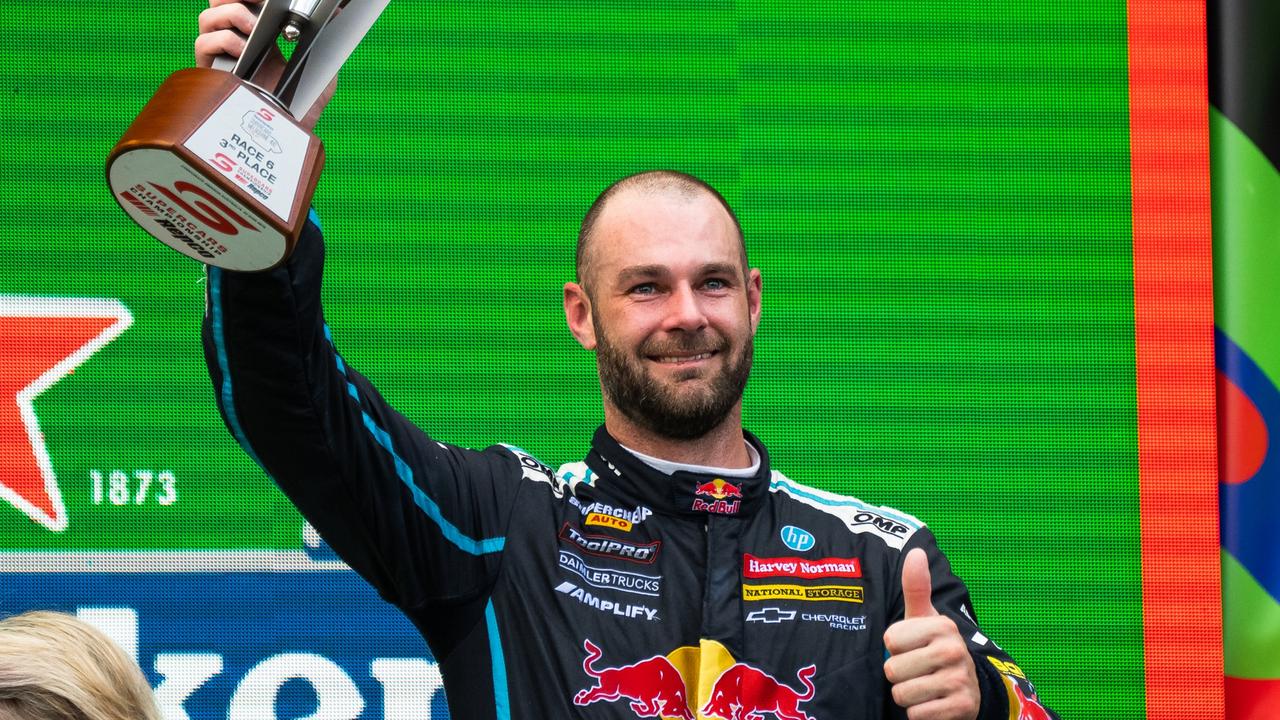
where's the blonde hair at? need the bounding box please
[0,611,162,720]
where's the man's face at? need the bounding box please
[567,190,762,440]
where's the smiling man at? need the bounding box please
[203,170,1058,720]
[197,5,1057,719]
[565,174,760,459]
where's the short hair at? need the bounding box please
[576,170,746,285]
[0,611,162,720]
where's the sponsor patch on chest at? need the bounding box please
[559,523,660,564]
[585,512,633,531]
[692,479,743,515]
[745,607,869,633]
[559,551,662,597]
[743,553,862,579]
[555,582,660,621]
[570,496,653,529]
[742,584,864,604]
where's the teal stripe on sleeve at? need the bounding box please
[770,477,922,529]
[486,600,510,720]
[209,267,267,470]
[325,324,505,556]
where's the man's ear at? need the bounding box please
[564,282,597,350]
[747,268,763,335]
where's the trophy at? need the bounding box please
[106,0,389,271]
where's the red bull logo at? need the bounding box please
[692,479,743,515]
[574,639,694,720]
[702,663,818,720]
[1014,685,1052,720]
[990,657,1051,720]
[573,639,820,720]
[695,479,743,500]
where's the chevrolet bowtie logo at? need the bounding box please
[745,607,796,624]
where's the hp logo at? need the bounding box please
[780,525,815,552]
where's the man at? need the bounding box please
[196,4,1058,719]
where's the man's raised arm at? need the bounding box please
[196,1,526,618]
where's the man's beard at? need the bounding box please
[595,324,753,441]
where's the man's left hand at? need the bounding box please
[883,548,981,720]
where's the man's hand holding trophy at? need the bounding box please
[107,0,387,271]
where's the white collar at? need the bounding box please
[619,441,761,478]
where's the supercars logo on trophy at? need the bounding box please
[105,0,389,271]
[240,109,285,153]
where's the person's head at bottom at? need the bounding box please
[0,610,161,720]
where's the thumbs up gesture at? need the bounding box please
[883,549,981,720]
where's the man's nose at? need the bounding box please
[663,283,708,332]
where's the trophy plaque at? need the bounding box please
[106,0,389,271]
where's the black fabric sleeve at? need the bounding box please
[201,217,522,610]
[889,528,1062,720]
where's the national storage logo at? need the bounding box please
[742,584,864,603]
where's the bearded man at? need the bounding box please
[197,4,1058,720]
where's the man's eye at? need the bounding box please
[630,283,657,295]
[703,278,729,291]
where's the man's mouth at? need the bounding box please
[649,350,718,365]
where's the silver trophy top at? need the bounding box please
[282,0,326,41]
[213,0,389,121]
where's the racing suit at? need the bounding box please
[202,217,1058,720]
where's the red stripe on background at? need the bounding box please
[1225,677,1280,720]
[1126,1,1222,718]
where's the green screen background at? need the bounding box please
[1,1,1142,716]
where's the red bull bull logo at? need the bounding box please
[573,639,820,720]
[574,639,694,720]
[701,663,818,720]
[695,479,743,500]
[1014,685,1052,720]
[990,657,1050,720]
[692,479,743,515]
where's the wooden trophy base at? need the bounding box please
[106,68,325,271]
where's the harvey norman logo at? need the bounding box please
[742,554,861,580]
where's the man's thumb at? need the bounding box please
[902,548,937,619]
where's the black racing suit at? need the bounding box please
[202,217,1059,720]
